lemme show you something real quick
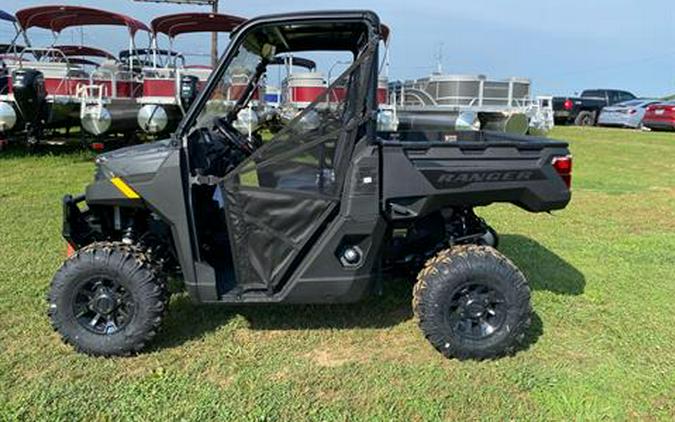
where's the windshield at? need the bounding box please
[193,40,263,130]
[581,90,605,98]
[187,18,375,136]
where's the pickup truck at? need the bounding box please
[553,89,636,126]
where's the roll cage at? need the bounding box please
[177,10,384,141]
[177,11,384,296]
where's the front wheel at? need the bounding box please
[413,245,531,360]
[48,242,168,356]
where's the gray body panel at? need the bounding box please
[89,140,201,299]
[380,133,571,215]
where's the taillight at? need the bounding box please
[66,242,76,257]
[552,155,572,189]
[563,99,574,111]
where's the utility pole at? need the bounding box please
[435,42,444,74]
[211,0,218,69]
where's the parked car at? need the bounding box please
[553,89,637,126]
[597,99,660,129]
[642,102,675,131]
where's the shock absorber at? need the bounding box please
[122,225,135,245]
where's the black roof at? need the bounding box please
[233,10,382,53]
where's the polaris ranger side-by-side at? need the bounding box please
[49,11,573,360]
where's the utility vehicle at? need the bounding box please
[49,11,573,360]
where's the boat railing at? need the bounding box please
[76,83,107,120]
[16,47,86,97]
[90,66,118,98]
[397,77,535,110]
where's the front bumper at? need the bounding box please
[62,194,93,249]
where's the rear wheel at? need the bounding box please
[575,111,595,126]
[413,245,531,360]
[48,242,168,356]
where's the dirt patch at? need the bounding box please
[232,328,286,344]
[302,325,436,367]
[201,368,235,389]
[305,344,364,367]
[270,368,290,382]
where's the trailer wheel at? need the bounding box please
[413,245,531,360]
[575,111,595,126]
[48,242,168,356]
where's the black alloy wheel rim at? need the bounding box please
[447,282,507,340]
[73,277,135,335]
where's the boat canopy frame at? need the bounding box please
[14,5,150,71]
[0,9,16,23]
[52,45,117,60]
[148,13,247,69]
[269,56,317,71]
[0,10,30,56]
[151,12,246,38]
[120,48,184,69]
[15,5,149,35]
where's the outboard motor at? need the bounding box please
[179,75,199,111]
[12,68,46,144]
[0,60,8,95]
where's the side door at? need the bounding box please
[221,54,374,292]
[608,91,622,105]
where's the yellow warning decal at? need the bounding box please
[111,177,141,199]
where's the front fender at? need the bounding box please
[85,178,145,208]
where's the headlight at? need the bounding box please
[232,108,259,135]
[377,106,399,132]
[296,110,321,133]
[94,158,114,181]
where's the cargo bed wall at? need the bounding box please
[380,131,571,216]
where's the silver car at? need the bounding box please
[598,99,660,129]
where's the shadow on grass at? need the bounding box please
[152,280,413,351]
[0,136,136,159]
[152,234,583,355]
[500,234,585,295]
[0,138,89,158]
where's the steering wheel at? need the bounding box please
[213,117,257,156]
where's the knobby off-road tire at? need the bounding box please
[48,242,169,356]
[413,245,531,360]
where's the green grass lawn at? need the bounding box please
[0,127,673,420]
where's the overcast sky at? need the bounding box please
[2,0,674,97]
